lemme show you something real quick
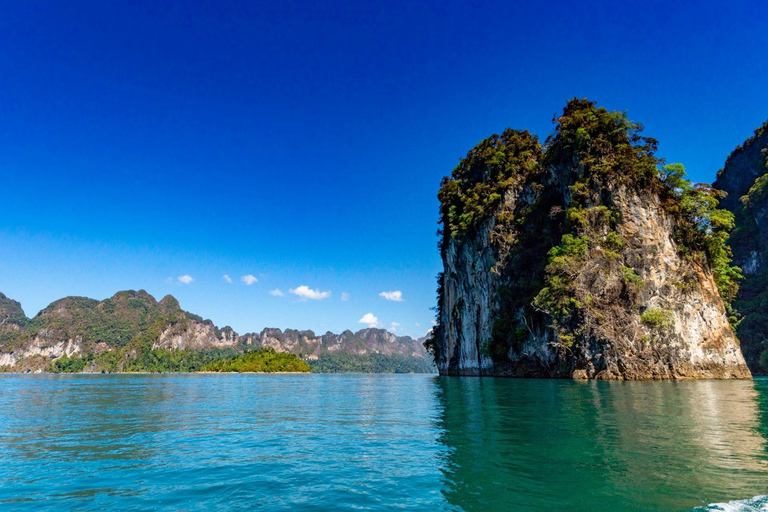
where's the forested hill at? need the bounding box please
[0,290,434,373]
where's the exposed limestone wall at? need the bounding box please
[589,188,749,379]
[153,323,238,351]
[0,335,84,372]
[438,219,497,375]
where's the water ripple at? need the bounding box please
[1,374,767,511]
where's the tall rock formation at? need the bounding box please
[427,99,750,380]
[714,120,768,374]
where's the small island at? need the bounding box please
[202,348,310,373]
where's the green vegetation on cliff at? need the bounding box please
[437,129,542,243]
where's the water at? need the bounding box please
[0,375,767,511]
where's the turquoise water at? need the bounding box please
[1,375,767,511]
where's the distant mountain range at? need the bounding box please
[0,290,433,373]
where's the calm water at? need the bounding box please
[1,375,767,511]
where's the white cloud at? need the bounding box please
[178,275,194,284]
[241,275,258,285]
[341,292,350,301]
[358,312,381,328]
[414,322,421,327]
[269,289,285,297]
[222,274,233,283]
[379,290,404,302]
[290,285,331,300]
[389,322,401,333]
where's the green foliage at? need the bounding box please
[49,354,89,373]
[0,329,21,348]
[438,129,542,242]
[661,164,742,306]
[533,235,589,318]
[566,205,617,231]
[17,291,182,352]
[308,353,436,373]
[603,231,625,258]
[126,348,240,373]
[640,308,674,329]
[715,120,768,374]
[203,348,310,373]
[742,174,768,208]
[620,266,645,288]
[546,234,589,268]
[545,98,660,185]
[660,162,688,192]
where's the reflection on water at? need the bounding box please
[0,374,767,511]
[436,378,768,512]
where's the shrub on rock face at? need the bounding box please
[640,308,674,330]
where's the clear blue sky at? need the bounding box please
[1,1,766,337]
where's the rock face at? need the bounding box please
[714,120,768,374]
[428,99,751,380]
[0,290,429,372]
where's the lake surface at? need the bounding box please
[1,374,767,511]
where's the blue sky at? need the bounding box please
[1,1,766,337]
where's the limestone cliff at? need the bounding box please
[714,120,768,374]
[428,99,750,380]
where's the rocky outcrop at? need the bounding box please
[714,120,768,374]
[429,99,751,380]
[439,217,498,375]
[153,324,238,351]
